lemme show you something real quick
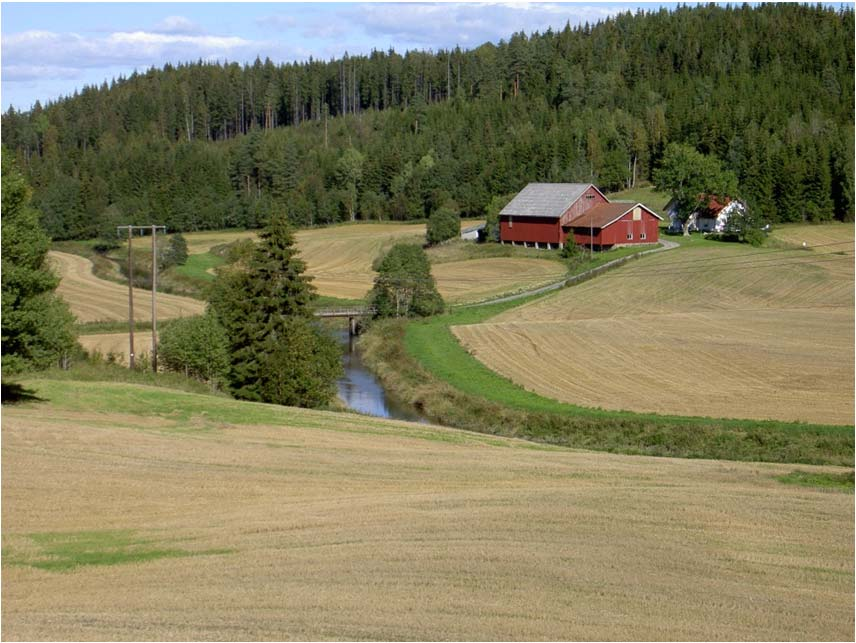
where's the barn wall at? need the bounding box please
[499,216,561,244]
[572,210,661,247]
[559,186,608,226]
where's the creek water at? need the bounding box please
[334,328,429,423]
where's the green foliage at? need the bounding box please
[561,236,585,260]
[158,313,230,387]
[426,204,460,245]
[776,470,854,492]
[2,4,853,234]
[161,233,189,269]
[370,244,445,318]
[208,214,341,407]
[484,193,515,242]
[654,143,739,234]
[1,155,76,374]
[255,317,342,408]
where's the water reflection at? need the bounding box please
[335,329,428,423]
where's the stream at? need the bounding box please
[334,328,429,423]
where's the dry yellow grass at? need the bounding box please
[2,380,853,641]
[56,223,554,317]
[78,332,153,363]
[294,223,426,299]
[769,222,855,250]
[454,240,854,424]
[434,258,566,303]
[50,252,205,323]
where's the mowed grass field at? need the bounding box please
[2,379,853,641]
[54,222,562,329]
[769,221,855,250]
[181,221,560,302]
[49,251,205,323]
[454,226,854,425]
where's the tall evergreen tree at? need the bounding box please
[1,155,76,374]
[208,213,341,406]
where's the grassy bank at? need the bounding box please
[359,303,853,465]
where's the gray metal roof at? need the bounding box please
[499,183,593,219]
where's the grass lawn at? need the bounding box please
[173,252,225,282]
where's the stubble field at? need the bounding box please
[454,227,855,425]
[2,379,853,641]
[50,251,205,323]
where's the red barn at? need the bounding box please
[499,183,662,249]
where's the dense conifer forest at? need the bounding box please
[2,3,853,240]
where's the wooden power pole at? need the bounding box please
[117,224,167,371]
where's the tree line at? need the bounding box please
[2,2,853,241]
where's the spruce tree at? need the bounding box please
[1,156,76,374]
[208,213,341,406]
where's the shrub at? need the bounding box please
[158,312,229,387]
[426,205,460,245]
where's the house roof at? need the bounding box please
[499,183,596,218]
[569,202,663,229]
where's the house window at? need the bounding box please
[626,232,633,240]
[640,232,647,240]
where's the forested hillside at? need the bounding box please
[2,3,853,240]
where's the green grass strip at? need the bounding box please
[173,252,225,282]
[776,470,855,492]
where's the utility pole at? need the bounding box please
[117,224,166,371]
[150,224,166,372]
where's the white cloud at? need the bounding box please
[346,2,634,47]
[152,16,205,35]
[1,28,262,81]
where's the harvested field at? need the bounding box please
[454,240,854,424]
[64,222,551,308]
[434,258,566,303]
[3,379,853,641]
[769,222,855,250]
[294,223,425,299]
[78,332,153,363]
[49,252,205,323]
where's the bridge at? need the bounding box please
[314,307,376,335]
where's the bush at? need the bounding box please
[158,312,230,387]
[369,243,444,318]
[161,233,189,268]
[426,205,460,245]
[255,317,342,408]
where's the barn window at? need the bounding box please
[632,207,642,221]
[640,232,647,240]
[509,216,513,228]
[626,232,633,240]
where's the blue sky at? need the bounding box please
[1,2,681,112]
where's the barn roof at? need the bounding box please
[570,202,663,229]
[499,183,598,218]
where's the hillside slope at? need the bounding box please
[454,229,855,424]
[2,379,853,640]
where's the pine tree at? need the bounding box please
[208,213,341,406]
[1,156,76,374]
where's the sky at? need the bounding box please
[0,1,683,112]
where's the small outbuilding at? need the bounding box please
[499,183,662,249]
